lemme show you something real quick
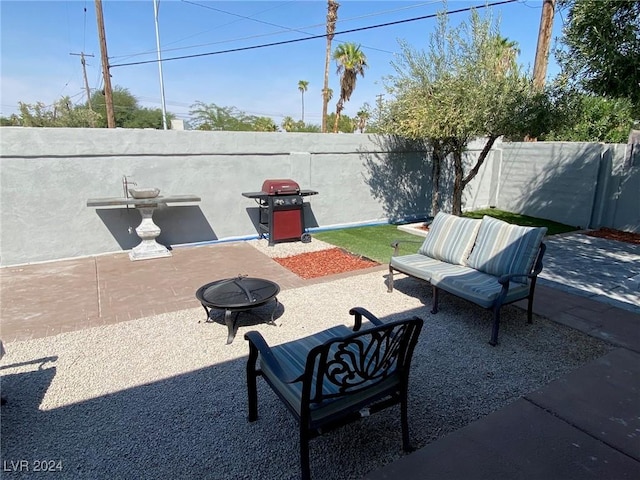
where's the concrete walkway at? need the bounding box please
[539,233,640,314]
[1,238,639,479]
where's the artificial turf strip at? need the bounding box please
[313,224,423,264]
[312,209,579,263]
[462,209,578,236]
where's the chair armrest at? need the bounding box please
[390,239,423,256]
[349,307,383,330]
[244,331,301,384]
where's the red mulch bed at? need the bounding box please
[274,248,379,279]
[584,227,640,245]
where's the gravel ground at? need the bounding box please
[0,271,612,480]
[247,238,335,258]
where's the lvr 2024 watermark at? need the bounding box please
[3,460,63,472]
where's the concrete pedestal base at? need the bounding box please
[129,206,171,261]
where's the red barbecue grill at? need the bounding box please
[242,179,318,246]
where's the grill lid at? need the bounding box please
[261,179,300,195]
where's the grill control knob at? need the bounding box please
[275,198,285,205]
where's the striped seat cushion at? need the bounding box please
[418,212,481,265]
[466,216,547,279]
[430,265,531,308]
[389,254,447,282]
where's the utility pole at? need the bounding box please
[532,0,556,90]
[70,52,95,110]
[153,0,168,130]
[95,0,116,128]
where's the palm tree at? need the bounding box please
[494,36,520,74]
[322,1,340,133]
[332,43,368,133]
[298,80,309,122]
[322,87,333,103]
[281,116,295,132]
[355,107,369,133]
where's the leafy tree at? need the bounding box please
[325,112,355,133]
[189,102,256,131]
[322,1,340,133]
[380,10,543,215]
[296,122,321,133]
[4,97,99,127]
[0,115,20,126]
[90,86,171,129]
[332,42,368,133]
[557,0,640,115]
[190,101,278,132]
[3,87,171,129]
[281,117,321,132]
[543,89,636,143]
[12,102,56,127]
[298,80,309,123]
[253,116,278,132]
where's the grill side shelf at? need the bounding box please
[241,191,268,199]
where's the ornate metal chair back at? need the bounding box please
[301,317,423,409]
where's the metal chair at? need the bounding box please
[245,307,424,480]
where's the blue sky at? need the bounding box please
[0,1,566,126]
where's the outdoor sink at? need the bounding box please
[129,188,160,199]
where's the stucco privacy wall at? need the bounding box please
[602,144,640,233]
[0,128,439,266]
[497,142,639,232]
[496,142,602,228]
[1,128,637,266]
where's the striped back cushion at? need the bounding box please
[418,212,482,265]
[466,216,547,278]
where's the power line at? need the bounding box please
[110,0,519,68]
[181,0,301,33]
[179,0,400,56]
[109,0,439,61]
[169,0,297,47]
[109,0,297,62]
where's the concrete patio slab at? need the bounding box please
[539,234,640,314]
[0,258,99,342]
[364,397,640,480]
[526,348,640,462]
[0,243,307,343]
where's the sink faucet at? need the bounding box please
[122,175,137,198]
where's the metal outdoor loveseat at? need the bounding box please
[388,212,547,345]
[245,307,423,480]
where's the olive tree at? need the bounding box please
[379,10,544,215]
